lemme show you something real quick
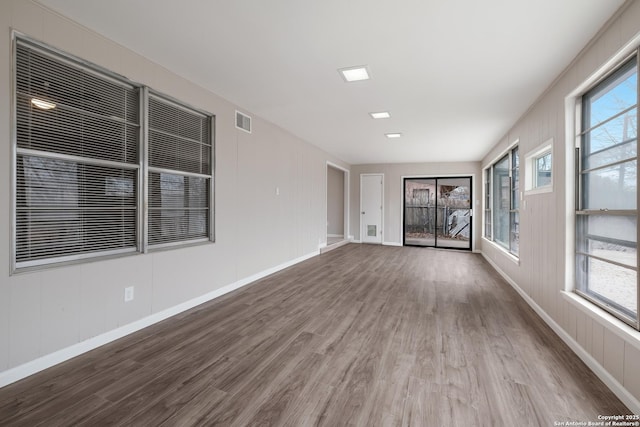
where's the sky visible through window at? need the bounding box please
[588,69,637,151]
[586,65,637,196]
[590,68,637,128]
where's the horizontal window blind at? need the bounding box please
[15,40,140,266]
[148,95,212,246]
[13,36,215,270]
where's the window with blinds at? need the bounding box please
[15,39,140,268]
[148,95,212,246]
[13,35,215,271]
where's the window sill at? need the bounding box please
[12,248,140,275]
[561,290,640,352]
[148,238,214,253]
[525,185,553,196]
[482,237,520,265]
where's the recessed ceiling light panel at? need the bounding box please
[338,65,370,82]
[385,133,402,138]
[370,111,391,119]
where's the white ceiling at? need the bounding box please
[38,0,625,165]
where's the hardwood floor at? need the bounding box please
[0,244,630,426]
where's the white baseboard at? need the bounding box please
[0,250,319,389]
[480,253,640,414]
[382,241,402,247]
[327,234,343,238]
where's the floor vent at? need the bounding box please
[235,111,252,133]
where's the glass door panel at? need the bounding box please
[435,178,472,249]
[404,178,436,246]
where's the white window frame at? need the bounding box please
[483,141,520,260]
[572,52,639,329]
[484,168,492,240]
[524,139,554,195]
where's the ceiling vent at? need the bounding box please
[235,111,252,133]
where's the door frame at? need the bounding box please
[325,161,350,244]
[401,174,474,251]
[360,173,384,244]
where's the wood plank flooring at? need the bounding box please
[0,244,630,426]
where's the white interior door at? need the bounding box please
[361,174,383,244]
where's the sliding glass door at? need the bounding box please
[403,177,472,250]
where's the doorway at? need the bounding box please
[403,176,472,250]
[326,164,348,247]
[361,174,383,244]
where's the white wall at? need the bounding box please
[350,162,482,248]
[0,0,349,379]
[480,0,640,409]
[327,165,345,236]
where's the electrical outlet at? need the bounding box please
[124,286,134,302]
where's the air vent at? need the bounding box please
[235,111,251,133]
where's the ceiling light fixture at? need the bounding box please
[370,111,391,119]
[338,66,370,82]
[31,98,56,110]
[385,133,402,138]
